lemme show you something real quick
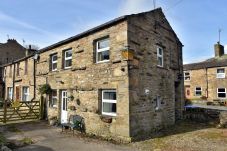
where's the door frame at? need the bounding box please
[61,90,68,123]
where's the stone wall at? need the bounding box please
[184,67,227,101]
[35,21,131,141]
[3,57,35,101]
[127,9,184,139]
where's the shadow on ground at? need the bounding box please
[16,145,54,151]
[134,119,218,142]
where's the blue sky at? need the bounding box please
[0,0,227,64]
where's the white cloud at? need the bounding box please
[0,11,62,43]
[118,0,153,15]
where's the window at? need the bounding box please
[102,90,116,116]
[157,46,163,67]
[217,68,225,78]
[184,71,190,81]
[64,49,72,69]
[51,54,58,71]
[96,38,110,63]
[16,63,20,76]
[217,88,226,98]
[25,60,28,75]
[7,87,13,100]
[22,87,29,101]
[49,90,57,108]
[195,87,202,96]
[9,65,12,77]
[154,96,161,110]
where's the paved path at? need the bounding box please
[2,121,136,151]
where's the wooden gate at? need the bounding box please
[0,101,40,123]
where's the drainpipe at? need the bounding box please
[12,62,16,101]
[31,53,38,101]
[205,68,209,99]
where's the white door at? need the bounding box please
[61,91,68,123]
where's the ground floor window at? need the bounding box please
[22,87,29,101]
[217,88,226,98]
[102,90,117,116]
[7,87,13,100]
[50,90,58,108]
[195,87,202,96]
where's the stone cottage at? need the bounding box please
[1,8,184,141]
[0,39,35,98]
[184,42,227,102]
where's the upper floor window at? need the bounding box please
[102,90,116,116]
[51,54,58,71]
[25,60,28,75]
[22,86,29,101]
[16,63,20,76]
[96,38,110,63]
[157,46,163,67]
[217,68,225,78]
[64,49,72,69]
[195,87,202,96]
[217,88,226,98]
[184,71,190,81]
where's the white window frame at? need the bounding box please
[8,87,13,100]
[217,88,226,99]
[155,96,161,111]
[51,54,58,71]
[22,87,29,101]
[96,38,110,63]
[216,68,225,79]
[64,49,72,69]
[102,90,117,116]
[50,90,58,108]
[195,87,202,96]
[157,46,163,67]
[184,71,191,81]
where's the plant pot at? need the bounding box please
[100,116,112,123]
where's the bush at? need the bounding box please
[38,84,52,95]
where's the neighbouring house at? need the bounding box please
[1,8,184,141]
[0,39,35,98]
[184,42,227,102]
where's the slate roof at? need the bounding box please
[1,7,182,67]
[184,55,227,70]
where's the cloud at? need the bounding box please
[0,11,61,41]
[118,0,153,15]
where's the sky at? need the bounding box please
[0,0,227,64]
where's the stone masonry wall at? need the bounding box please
[35,21,131,141]
[127,10,184,138]
[4,58,35,101]
[185,67,227,101]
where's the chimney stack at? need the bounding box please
[25,45,31,57]
[214,42,224,57]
